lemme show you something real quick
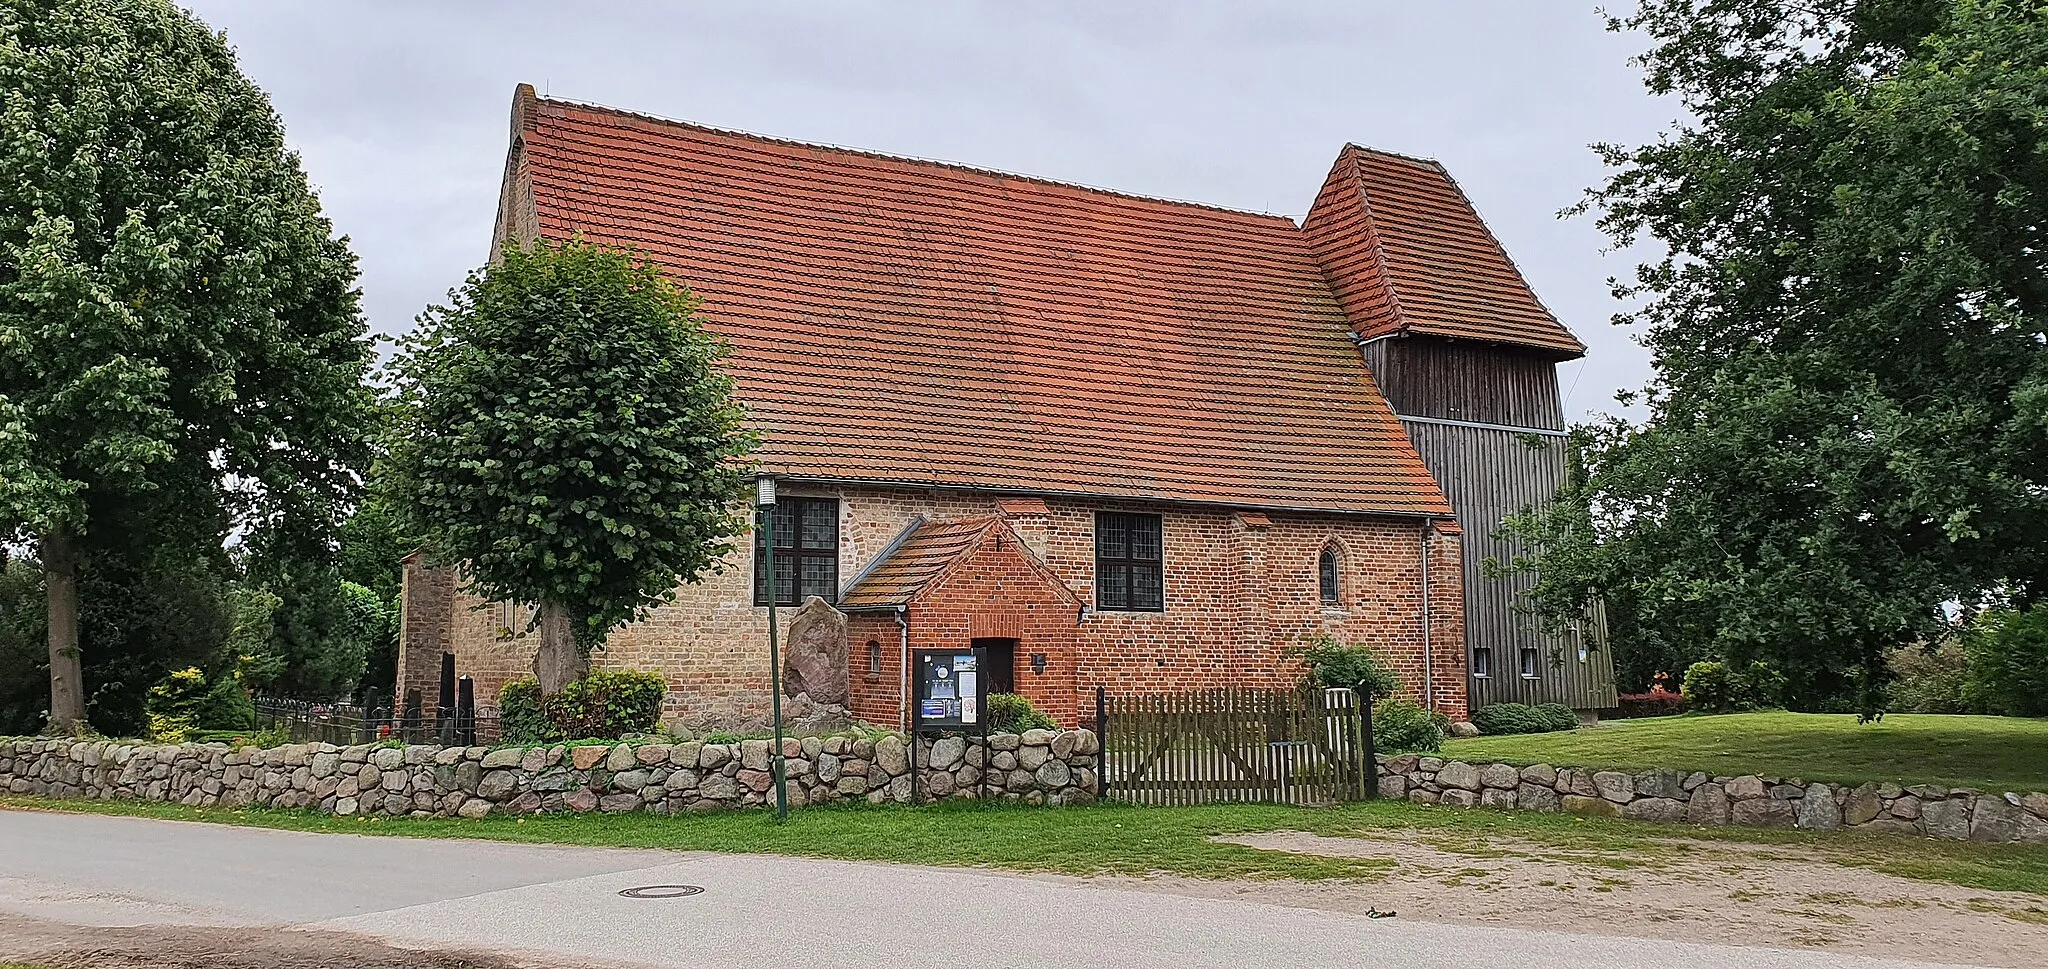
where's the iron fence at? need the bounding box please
[254,690,501,747]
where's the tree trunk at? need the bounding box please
[42,527,86,735]
[532,600,587,694]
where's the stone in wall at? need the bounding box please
[0,729,1100,820]
[1369,752,2048,845]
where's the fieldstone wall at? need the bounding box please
[0,728,1100,818]
[1378,754,2048,844]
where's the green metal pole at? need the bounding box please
[763,499,789,821]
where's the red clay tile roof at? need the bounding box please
[501,86,1459,517]
[1303,145,1585,359]
[839,516,1080,610]
[838,518,1000,609]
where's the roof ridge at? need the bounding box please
[1342,142,1447,170]
[1417,161,1586,356]
[1337,146,1418,338]
[527,90,1299,225]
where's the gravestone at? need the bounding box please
[781,596,849,705]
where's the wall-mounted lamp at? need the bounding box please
[1030,652,1048,674]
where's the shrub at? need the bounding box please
[144,667,209,742]
[987,692,1057,733]
[1471,702,1578,735]
[1613,689,1688,718]
[499,669,667,742]
[499,677,553,744]
[1681,660,1785,712]
[1887,641,1972,714]
[196,675,254,731]
[1372,697,1446,753]
[1294,635,1401,699]
[1962,607,2048,718]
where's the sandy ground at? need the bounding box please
[1065,830,2048,969]
[0,913,615,969]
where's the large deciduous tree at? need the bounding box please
[1499,0,2048,713]
[385,239,756,694]
[0,0,374,732]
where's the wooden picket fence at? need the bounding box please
[1097,685,1374,806]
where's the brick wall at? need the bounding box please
[398,485,1466,730]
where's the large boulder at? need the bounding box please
[1796,784,1842,830]
[1517,783,1561,812]
[1731,797,1796,828]
[874,736,909,776]
[1435,762,1482,792]
[1970,798,2022,843]
[780,597,849,705]
[1841,782,1883,826]
[1479,764,1520,790]
[1562,794,1619,818]
[1593,771,1636,803]
[929,736,966,771]
[1623,797,1687,823]
[1922,798,1972,839]
[1687,783,1731,826]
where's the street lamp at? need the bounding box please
[757,474,789,821]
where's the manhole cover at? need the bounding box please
[619,885,705,899]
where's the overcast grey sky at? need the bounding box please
[186,1,1674,421]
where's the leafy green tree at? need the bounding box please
[1500,0,2048,715]
[338,491,416,699]
[1961,606,2048,717]
[386,239,756,693]
[0,0,374,732]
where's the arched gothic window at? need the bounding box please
[1317,546,1341,604]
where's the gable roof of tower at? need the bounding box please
[1301,144,1586,359]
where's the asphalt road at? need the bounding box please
[0,809,1994,969]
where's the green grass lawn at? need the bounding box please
[1441,711,2048,793]
[8,789,2048,898]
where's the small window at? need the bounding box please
[866,639,882,674]
[1471,646,1492,679]
[1519,647,1541,679]
[754,497,839,606]
[496,601,526,640]
[1317,547,1340,604]
[1094,512,1164,611]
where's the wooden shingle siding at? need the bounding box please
[1362,334,1617,713]
[1402,421,1615,710]
[1375,336,1567,430]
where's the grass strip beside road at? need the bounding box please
[6,793,2047,897]
[1442,712,2048,794]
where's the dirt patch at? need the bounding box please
[0,913,616,969]
[1084,831,2048,968]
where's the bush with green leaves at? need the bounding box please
[498,669,667,742]
[1961,607,2048,718]
[986,692,1058,734]
[1372,697,1447,753]
[1886,641,1973,714]
[1294,635,1401,699]
[499,677,552,744]
[1681,660,1786,713]
[1471,702,1578,736]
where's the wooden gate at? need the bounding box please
[1098,685,1373,806]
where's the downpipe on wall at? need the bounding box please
[1421,518,1435,713]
